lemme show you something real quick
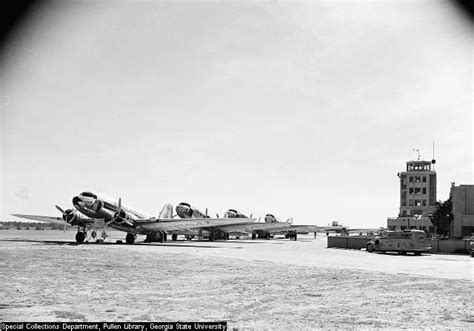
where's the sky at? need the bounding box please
[1,0,472,228]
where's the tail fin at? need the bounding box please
[158,203,173,219]
[286,218,294,224]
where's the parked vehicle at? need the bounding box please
[366,230,431,255]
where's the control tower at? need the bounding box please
[387,159,436,231]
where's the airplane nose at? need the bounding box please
[72,196,82,206]
[176,205,193,218]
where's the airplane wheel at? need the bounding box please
[126,233,135,245]
[91,230,97,239]
[172,234,178,241]
[367,244,374,253]
[75,232,86,244]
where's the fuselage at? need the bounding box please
[72,191,148,232]
[175,202,209,219]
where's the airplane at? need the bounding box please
[322,221,383,236]
[174,205,315,241]
[222,212,351,240]
[12,191,255,244]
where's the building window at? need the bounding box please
[415,200,421,206]
[415,176,421,182]
[409,199,414,206]
[401,176,407,189]
[422,176,426,182]
[415,188,421,194]
[422,200,426,206]
[409,188,414,194]
[409,176,413,183]
[422,188,426,194]
[402,210,407,216]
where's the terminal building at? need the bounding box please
[387,159,436,232]
[450,183,474,238]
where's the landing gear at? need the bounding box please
[251,233,256,240]
[172,234,178,241]
[75,231,86,244]
[126,233,135,245]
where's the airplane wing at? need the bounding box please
[11,214,64,224]
[134,218,255,232]
[11,214,102,227]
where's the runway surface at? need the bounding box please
[1,230,472,329]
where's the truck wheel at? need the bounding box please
[367,244,374,253]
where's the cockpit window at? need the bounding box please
[228,209,237,213]
[81,192,97,199]
[179,202,191,207]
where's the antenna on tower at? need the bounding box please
[431,141,436,170]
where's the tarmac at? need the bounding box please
[0,230,472,329]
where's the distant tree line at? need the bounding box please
[0,221,71,230]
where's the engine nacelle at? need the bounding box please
[62,209,88,226]
[112,209,135,227]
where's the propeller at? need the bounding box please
[106,197,123,226]
[56,205,76,223]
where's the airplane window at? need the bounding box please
[228,209,237,213]
[81,192,96,198]
[179,202,191,207]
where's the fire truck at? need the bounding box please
[366,230,431,255]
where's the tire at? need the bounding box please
[75,232,86,244]
[367,244,375,253]
[172,234,178,241]
[125,233,135,245]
